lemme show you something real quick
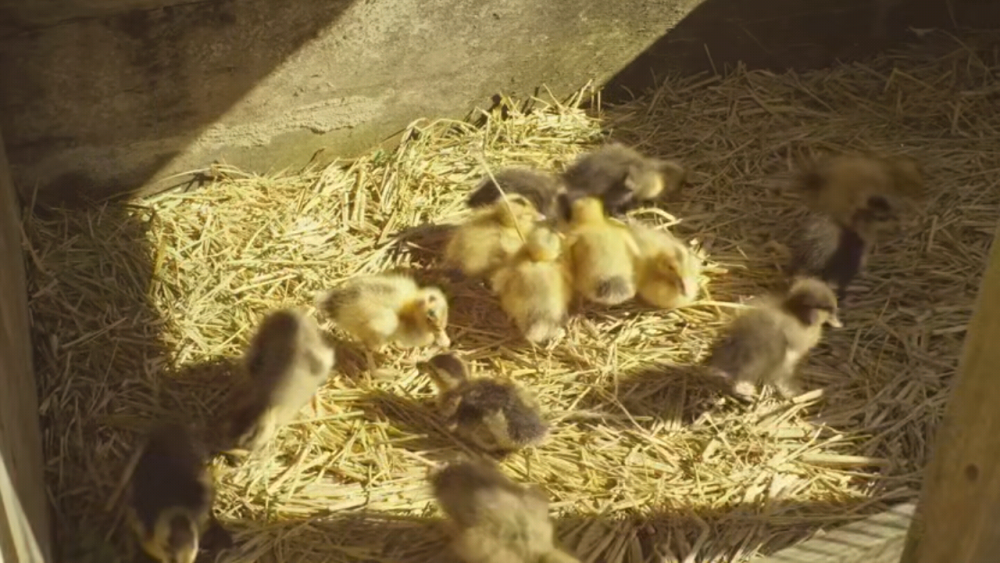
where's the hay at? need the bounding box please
[23,30,1000,563]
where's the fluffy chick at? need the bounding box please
[789,153,923,300]
[565,197,641,306]
[629,222,702,310]
[318,274,450,371]
[490,226,573,344]
[127,424,231,563]
[792,152,924,226]
[430,459,581,563]
[705,277,842,402]
[446,193,543,278]
[220,309,336,454]
[466,167,567,221]
[417,353,549,453]
[788,211,871,302]
[561,143,687,217]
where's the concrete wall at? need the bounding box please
[0,0,993,206]
[0,0,703,205]
[0,125,52,561]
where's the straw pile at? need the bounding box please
[24,30,1000,563]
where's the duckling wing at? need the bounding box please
[502,393,548,444]
[467,168,561,214]
[562,151,631,198]
[454,380,512,423]
[707,311,787,385]
[790,214,841,275]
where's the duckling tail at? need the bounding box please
[315,287,353,320]
[523,320,564,344]
[592,276,635,305]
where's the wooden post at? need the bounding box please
[0,126,52,561]
[901,220,1000,563]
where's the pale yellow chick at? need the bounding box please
[565,197,640,306]
[490,226,573,344]
[629,222,702,310]
[317,273,450,371]
[445,193,542,278]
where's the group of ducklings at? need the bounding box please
[123,143,924,563]
[447,144,701,346]
[125,309,338,563]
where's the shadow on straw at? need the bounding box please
[217,512,455,563]
[160,357,244,423]
[209,496,901,563]
[582,362,733,429]
[387,222,455,270]
[354,389,468,463]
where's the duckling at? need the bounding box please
[219,309,335,454]
[629,222,702,310]
[561,143,687,217]
[466,167,567,221]
[565,197,641,306]
[445,193,543,279]
[788,211,873,303]
[416,353,548,453]
[126,423,231,563]
[789,153,924,301]
[317,273,450,372]
[705,277,842,402]
[430,459,581,563]
[490,226,573,344]
[793,152,924,225]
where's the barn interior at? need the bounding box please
[1,1,999,562]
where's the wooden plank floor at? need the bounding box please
[758,503,914,563]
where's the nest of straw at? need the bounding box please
[23,30,1000,563]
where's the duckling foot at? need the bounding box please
[729,380,758,405]
[363,349,380,378]
[774,381,804,401]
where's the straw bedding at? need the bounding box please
[24,31,1000,563]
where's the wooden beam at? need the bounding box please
[756,503,915,563]
[0,126,52,561]
[901,220,1000,563]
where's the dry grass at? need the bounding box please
[23,30,1000,563]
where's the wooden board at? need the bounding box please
[900,219,1000,563]
[756,503,914,563]
[0,126,52,561]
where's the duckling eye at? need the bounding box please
[867,195,895,220]
[868,195,890,210]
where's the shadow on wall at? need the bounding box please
[0,0,357,207]
[601,0,992,103]
[6,0,1000,208]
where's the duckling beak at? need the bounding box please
[828,314,843,328]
